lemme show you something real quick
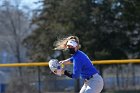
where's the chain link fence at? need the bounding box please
[0,63,140,93]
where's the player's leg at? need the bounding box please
[85,74,104,93]
[79,83,87,93]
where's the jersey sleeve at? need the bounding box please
[69,57,73,63]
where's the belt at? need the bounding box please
[84,73,98,81]
[84,75,93,81]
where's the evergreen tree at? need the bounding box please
[24,0,140,61]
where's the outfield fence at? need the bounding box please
[0,59,140,67]
[0,59,140,93]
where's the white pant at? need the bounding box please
[80,73,104,93]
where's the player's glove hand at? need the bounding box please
[49,59,64,76]
[53,69,64,76]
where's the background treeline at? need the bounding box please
[24,0,140,61]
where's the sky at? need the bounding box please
[0,0,40,10]
[22,0,37,4]
[21,0,39,9]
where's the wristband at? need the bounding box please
[64,70,72,78]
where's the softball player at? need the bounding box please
[54,36,104,93]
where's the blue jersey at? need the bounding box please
[69,50,98,79]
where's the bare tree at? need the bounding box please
[0,0,32,76]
